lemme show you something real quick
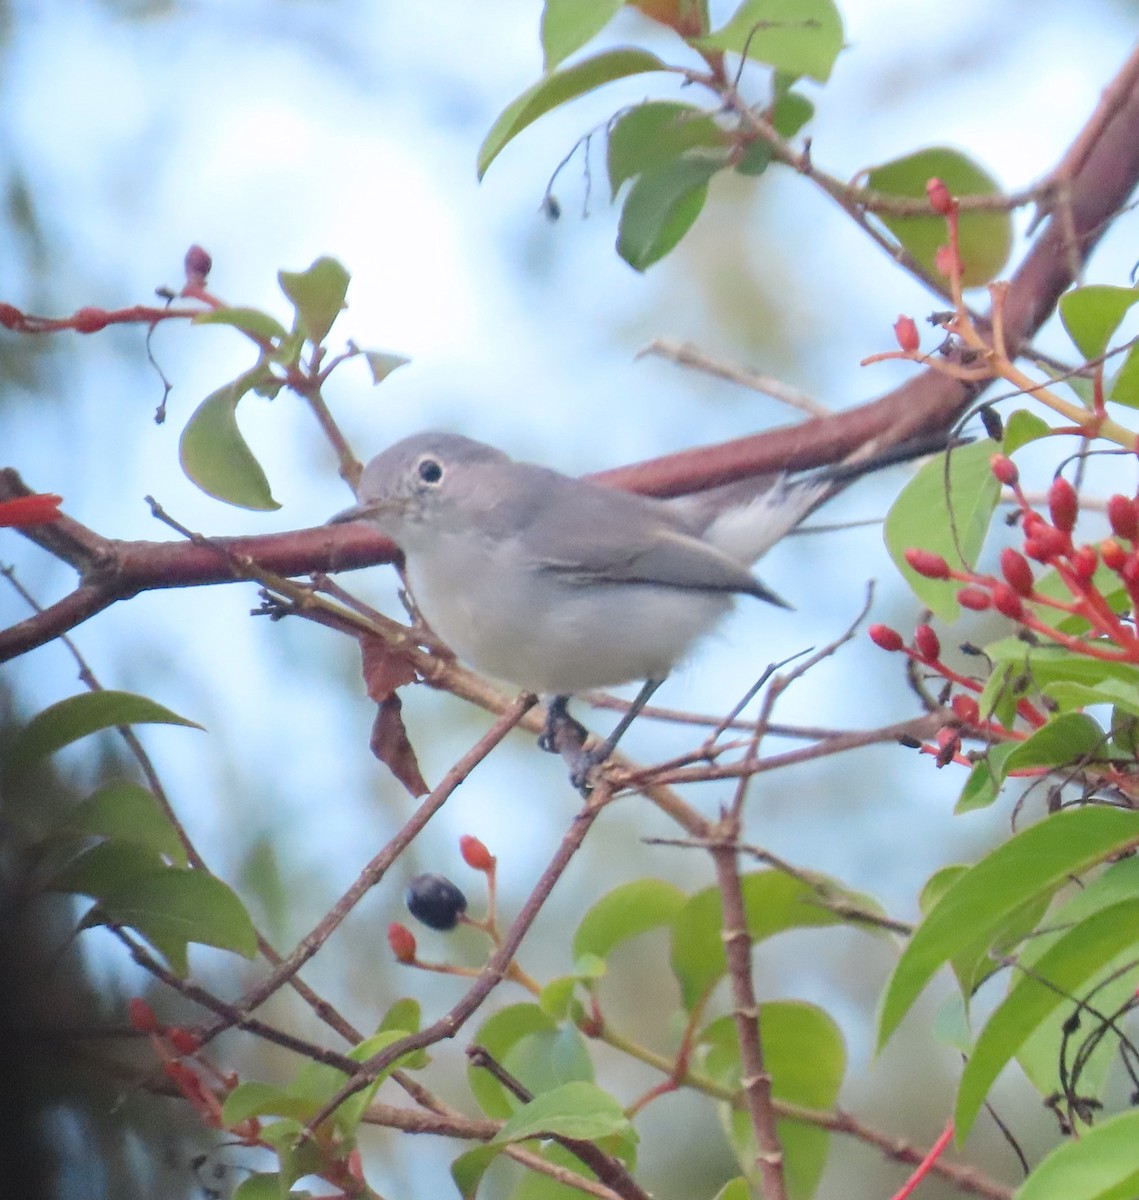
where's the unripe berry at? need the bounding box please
[992,584,1025,620]
[1024,526,1069,564]
[868,623,905,651]
[905,548,950,579]
[168,1027,201,1057]
[1000,548,1035,596]
[951,694,980,724]
[914,624,941,661]
[1107,494,1139,541]
[893,315,920,352]
[128,997,160,1035]
[1101,539,1128,571]
[1071,545,1098,582]
[387,922,417,964]
[459,834,495,872]
[1047,477,1079,534]
[990,454,1019,486]
[957,586,992,611]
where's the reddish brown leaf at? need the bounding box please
[370,693,429,797]
[358,632,417,702]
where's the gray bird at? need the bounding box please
[332,431,937,786]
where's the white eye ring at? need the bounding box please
[416,457,443,485]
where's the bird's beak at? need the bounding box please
[327,500,378,526]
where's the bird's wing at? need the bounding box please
[522,470,786,603]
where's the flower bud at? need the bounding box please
[459,834,495,872]
[914,624,941,661]
[1107,494,1139,541]
[893,315,920,352]
[992,584,1025,621]
[868,623,905,651]
[1047,477,1079,534]
[387,922,417,964]
[956,586,992,611]
[1000,548,1035,596]
[905,548,950,579]
[990,454,1019,486]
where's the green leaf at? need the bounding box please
[883,438,1002,621]
[4,690,202,781]
[1059,284,1139,362]
[1002,409,1052,454]
[491,1081,631,1144]
[770,89,814,138]
[278,256,350,345]
[672,870,883,1010]
[573,878,687,960]
[606,102,728,198]
[468,1004,560,1119]
[57,780,187,866]
[696,0,844,82]
[451,1143,502,1199]
[701,1002,844,1200]
[232,1174,292,1200]
[955,743,1018,814]
[193,305,287,342]
[1003,712,1113,773]
[179,376,280,510]
[478,48,666,179]
[867,148,1012,288]
[1108,341,1139,408]
[51,839,166,896]
[96,866,257,974]
[616,150,729,270]
[223,1081,317,1126]
[712,1180,752,1200]
[955,896,1139,1138]
[541,0,621,70]
[363,350,410,385]
[1012,1109,1139,1200]
[877,806,1139,1049]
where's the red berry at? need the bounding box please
[459,834,495,872]
[1047,477,1079,534]
[914,624,941,661]
[1024,526,1069,564]
[1000,548,1035,596]
[926,176,954,215]
[1071,546,1098,582]
[128,997,160,1035]
[387,922,417,964]
[868,623,905,651]
[1102,539,1128,571]
[905,548,951,579]
[1107,494,1139,541]
[893,315,920,352]
[951,694,980,724]
[992,584,1025,620]
[990,454,1019,486]
[168,1027,201,1056]
[1123,555,1139,586]
[957,586,992,611]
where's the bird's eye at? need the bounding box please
[417,457,443,485]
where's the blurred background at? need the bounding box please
[1,1,1138,1197]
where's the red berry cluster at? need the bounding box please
[869,453,1139,768]
[127,997,260,1143]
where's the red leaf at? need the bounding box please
[370,693,429,796]
[359,633,417,702]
